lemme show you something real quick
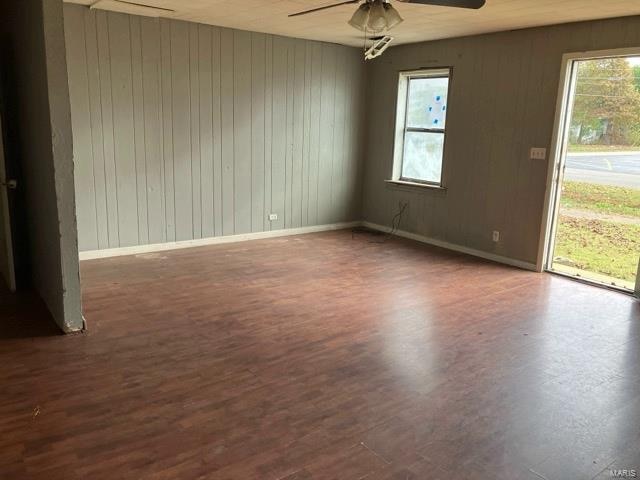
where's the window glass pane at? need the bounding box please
[402,131,444,183]
[406,77,449,129]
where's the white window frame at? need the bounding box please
[391,68,451,187]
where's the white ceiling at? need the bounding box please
[64,0,640,47]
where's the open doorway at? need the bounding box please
[544,50,640,294]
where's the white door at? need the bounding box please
[0,111,16,292]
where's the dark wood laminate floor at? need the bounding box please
[1,230,639,480]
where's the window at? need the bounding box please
[392,69,451,186]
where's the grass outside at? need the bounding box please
[567,144,640,153]
[561,181,640,218]
[554,181,639,284]
[554,216,640,283]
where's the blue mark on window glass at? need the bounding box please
[433,119,439,125]
[442,105,446,111]
[428,106,433,112]
[436,95,441,101]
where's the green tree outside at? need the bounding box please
[570,58,640,146]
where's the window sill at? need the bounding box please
[384,179,447,192]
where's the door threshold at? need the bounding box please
[546,268,635,296]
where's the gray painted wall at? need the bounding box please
[363,16,640,265]
[63,5,367,252]
[0,0,83,331]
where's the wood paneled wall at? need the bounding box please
[363,15,640,265]
[63,5,366,252]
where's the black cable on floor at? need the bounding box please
[351,201,408,243]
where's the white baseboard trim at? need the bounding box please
[80,219,537,272]
[79,221,361,261]
[362,221,537,271]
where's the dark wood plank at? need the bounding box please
[1,230,639,479]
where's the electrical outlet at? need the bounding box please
[530,147,547,160]
[268,213,278,221]
[492,230,500,242]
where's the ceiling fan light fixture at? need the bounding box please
[383,3,403,29]
[367,0,388,32]
[347,0,403,33]
[348,3,370,31]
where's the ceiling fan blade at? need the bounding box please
[289,0,361,17]
[90,0,175,13]
[397,0,486,9]
[115,0,175,11]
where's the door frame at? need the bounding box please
[537,47,640,293]
[0,109,16,292]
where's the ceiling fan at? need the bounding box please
[289,0,486,33]
[89,0,175,17]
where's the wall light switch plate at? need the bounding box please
[269,213,278,221]
[530,147,547,160]
[492,230,500,242]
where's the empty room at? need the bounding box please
[1,0,640,479]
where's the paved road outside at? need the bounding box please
[565,151,640,188]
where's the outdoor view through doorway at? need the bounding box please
[549,55,640,292]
